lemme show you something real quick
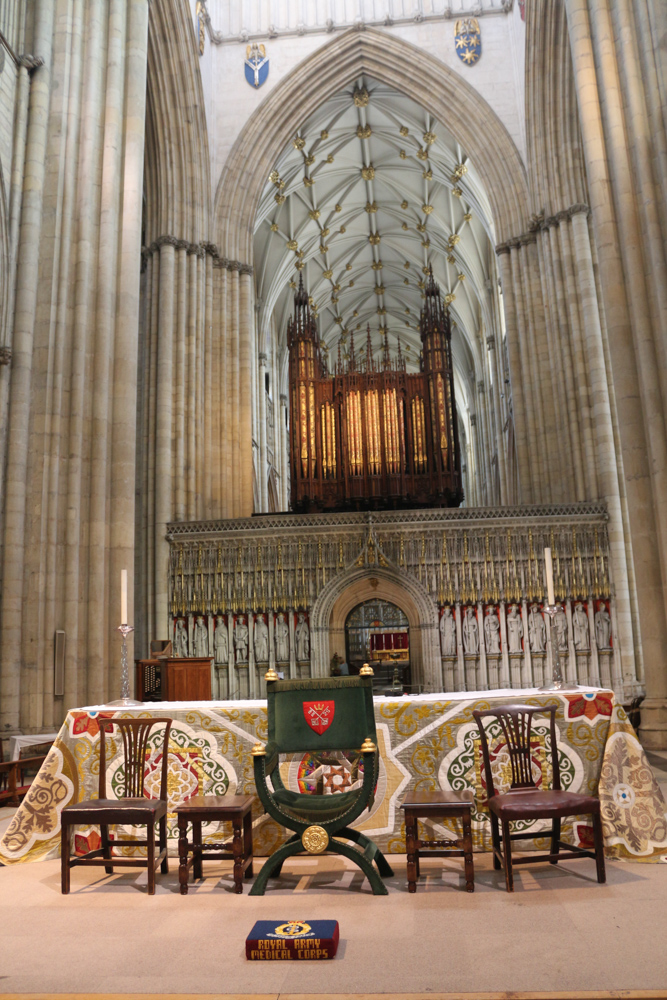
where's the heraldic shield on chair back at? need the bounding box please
[250,675,394,895]
[269,676,377,753]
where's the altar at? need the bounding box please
[1,688,666,867]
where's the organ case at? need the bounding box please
[287,271,462,512]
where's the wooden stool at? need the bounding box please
[176,795,254,894]
[400,789,474,893]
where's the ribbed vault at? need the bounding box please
[253,79,492,391]
[214,28,529,263]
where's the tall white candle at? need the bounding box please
[121,569,128,625]
[544,548,555,606]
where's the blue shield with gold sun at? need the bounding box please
[455,18,481,67]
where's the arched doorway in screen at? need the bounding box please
[345,599,411,691]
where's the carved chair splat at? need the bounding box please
[61,717,172,896]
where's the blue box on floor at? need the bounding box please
[246,920,339,960]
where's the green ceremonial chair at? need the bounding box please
[249,672,394,895]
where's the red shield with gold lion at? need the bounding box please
[303,700,335,735]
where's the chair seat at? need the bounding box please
[489,788,600,821]
[272,786,360,822]
[62,797,168,824]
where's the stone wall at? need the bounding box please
[166,503,630,701]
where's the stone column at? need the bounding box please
[258,352,268,513]
[239,268,254,515]
[0,0,54,731]
[154,242,175,639]
[496,248,531,502]
[110,0,150,693]
[565,0,667,745]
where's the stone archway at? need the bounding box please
[207,24,531,526]
[213,27,529,262]
[310,564,441,692]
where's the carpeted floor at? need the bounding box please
[2,751,667,997]
[1,850,667,996]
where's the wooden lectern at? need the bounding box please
[135,657,213,702]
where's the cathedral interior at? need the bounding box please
[0,1,666,995]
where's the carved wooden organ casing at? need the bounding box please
[288,272,462,512]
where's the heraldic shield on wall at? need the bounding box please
[455,18,482,66]
[245,43,269,88]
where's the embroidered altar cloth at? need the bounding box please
[1,688,666,865]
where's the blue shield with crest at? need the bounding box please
[455,18,481,66]
[245,43,269,88]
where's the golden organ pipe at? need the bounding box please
[309,384,316,478]
[320,404,328,477]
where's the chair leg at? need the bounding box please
[490,813,502,870]
[462,809,474,893]
[328,838,389,895]
[592,811,606,884]
[405,811,418,893]
[501,819,514,892]
[100,824,113,875]
[160,814,169,875]
[271,833,299,878]
[178,813,190,896]
[249,838,304,896]
[60,820,70,894]
[550,817,561,864]
[338,826,394,877]
[414,820,420,879]
[193,820,203,881]
[243,810,254,879]
[232,816,244,894]
[147,820,156,895]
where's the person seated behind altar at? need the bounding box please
[330,652,349,676]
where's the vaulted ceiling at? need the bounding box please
[253,77,497,382]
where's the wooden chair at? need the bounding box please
[0,737,53,807]
[472,704,606,892]
[61,717,172,895]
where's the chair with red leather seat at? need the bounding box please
[472,704,606,892]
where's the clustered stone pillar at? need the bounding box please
[0,0,150,732]
[562,0,667,746]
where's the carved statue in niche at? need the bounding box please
[484,607,501,654]
[440,607,457,656]
[194,616,208,657]
[528,603,546,653]
[214,616,228,664]
[235,615,249,662]
[254,613,269,662]
[554,603,568,650]
[462,607,479,654]
[295,612,310,661]
[174,619,189,658]
[573,602,590,651]
[595,601,612,649]
[275,612,290,662]
[506,604,523,654]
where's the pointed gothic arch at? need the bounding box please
[309,562,441,692]
[213,27,529,263]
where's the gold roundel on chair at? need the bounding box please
[301,825,329,854]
